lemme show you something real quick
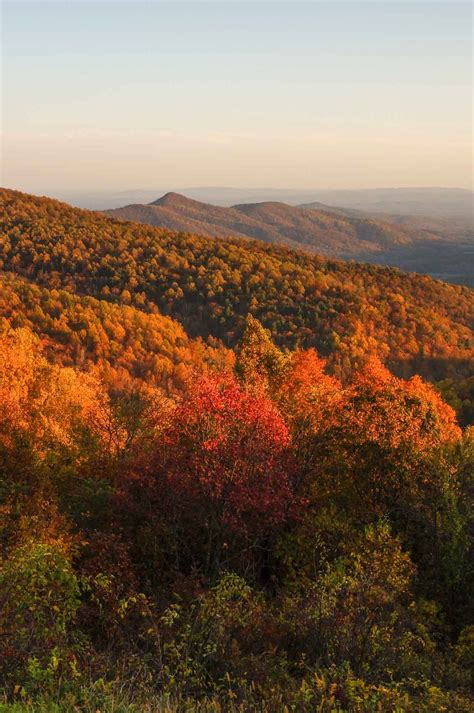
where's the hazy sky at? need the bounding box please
[1,0,472,194]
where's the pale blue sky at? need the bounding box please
[2,1,472,193]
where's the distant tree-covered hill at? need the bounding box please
[1,188,472,381]
[105,191,445,257]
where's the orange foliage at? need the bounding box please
[0,328,109,452]
[277,348,343,434]
[346,357,461,453]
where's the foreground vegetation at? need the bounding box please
[1,316,473,711]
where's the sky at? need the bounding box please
[1,0,472,195]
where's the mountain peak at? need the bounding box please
[150,192,197,207]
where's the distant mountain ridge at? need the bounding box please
[301,187,474,222]
[54,186,473,217]
[105,191,447,259]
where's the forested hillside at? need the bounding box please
[1,188,474,711]
[0,273,231,394]
[1,189,472,382]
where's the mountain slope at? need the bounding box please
[1,188,473,381]
[301,204,474,237]
[233,200,421,253]
[105,192,444,257]
[105,192,305,250]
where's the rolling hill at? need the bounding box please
[1,188,472,382]
[105,191,448,257]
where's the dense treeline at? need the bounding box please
[1,272,471,429]
[1,189,472,382]
[0,273,231,394]
[1,319,473,712]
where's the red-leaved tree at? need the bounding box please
[153,373,296,577]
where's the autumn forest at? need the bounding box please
[0,185,472,712]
